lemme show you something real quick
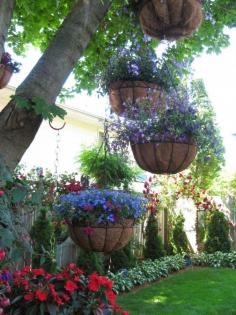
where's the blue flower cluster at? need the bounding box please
[54,189,148,225]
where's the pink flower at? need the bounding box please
[0,191,4,197]
[83,226,95,236]
[0,297,10,307]
[0,250,6,261]
[84,204,94,211]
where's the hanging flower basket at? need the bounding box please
[131,139,197,174]
[68,219,135,252]
[138,0,203,40]
[0,65,13,89]
[109,81,160,115]
[55,189,148,252]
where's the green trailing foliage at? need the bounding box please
[171,214,189,254]
[204,210,231,253]
[77,145,139,190]
[30,207,56,272]
[144,213,165,260]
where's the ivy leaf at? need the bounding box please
[11,95,30,109]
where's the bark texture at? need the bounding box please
[0,0,112,171]
[0,0,15,57]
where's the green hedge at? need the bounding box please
[108,252,236,294]
[107,255,184,294]
[192,252,236,268]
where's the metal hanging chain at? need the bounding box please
[49,121,66,180]
[80,104,111,189]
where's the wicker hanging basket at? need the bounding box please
[138,0,203,40]
[131,140,197,174]
[109,81,160,115]
[0,65,13,89]
[68,219,135,253]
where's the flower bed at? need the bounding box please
[107,255,185,294]
[0,262,128,315]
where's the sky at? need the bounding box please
[6,27,236,173]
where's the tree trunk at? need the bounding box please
[0,0,15,57]
[0,0,112,171]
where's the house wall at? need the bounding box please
[0,86,104,173]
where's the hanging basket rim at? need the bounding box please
[108,80,160,90]
[69,218,136,229]
[130,138,197,146]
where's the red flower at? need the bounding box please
[64,280,78,293]
[0,191,4,197]
[48,284,57,297]
[106,290,116,306]
[24,292,34,301]
[99,277,113,292]
[88,273,100,292]
[22,266,31,274]
[32,268,45,276]
[54,295,64,305]
[74,276,81,282]
[22,279,29,290]
[122,311,129,315]
[35,290,48,302]
[61,293,70,302]
[68,263,76,270]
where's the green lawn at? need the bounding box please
[117,268,236,315]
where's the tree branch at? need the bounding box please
[0,0,15,57]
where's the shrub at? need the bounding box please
[192,251,236,268]
[110,240,138,273]
[107,255,184,294]
[30,208,56,272]
[144,213,165,260]
[171,214,189,254]
[77,249,104,275]
[204,210,231,253]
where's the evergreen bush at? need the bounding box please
[172,214,189,254]
[110,240,137,272]
[77,249,104,275]
[144,213,165,260]
[30,207,56,272]
[204,210,231,253]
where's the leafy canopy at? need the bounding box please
[7,0,236,95]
